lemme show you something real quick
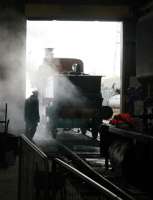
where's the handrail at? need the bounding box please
[18,135,136,200]
[108,124,153,142]
[20,134,48,158]
[54,157,123,200]
[56,142,135,200]
[18,135,50,200]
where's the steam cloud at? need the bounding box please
[31,55,87,139]
[0,8,25,134]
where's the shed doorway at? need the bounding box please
[26,20,122,115]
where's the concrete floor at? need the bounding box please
[0,157,18,200]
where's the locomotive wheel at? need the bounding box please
[81,128,87,135]
[91,128,98,139]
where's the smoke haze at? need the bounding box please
[30,54,87,139]
[0,8,26,134]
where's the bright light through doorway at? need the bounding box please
[26,20,122,112]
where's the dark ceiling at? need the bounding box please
[25,0,153,19]
[26,0,151,7]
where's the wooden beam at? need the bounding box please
[25,4,132,20]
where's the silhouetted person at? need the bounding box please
[24,90,40,140]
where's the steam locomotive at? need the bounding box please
[45,57,113,139]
